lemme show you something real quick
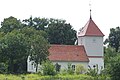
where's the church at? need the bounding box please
[27,13,104,73]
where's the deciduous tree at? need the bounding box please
[105,27,120,52]
[46,18,77,45]
[1,16,23,33]
[0,30,29,73]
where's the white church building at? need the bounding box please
[27,15,104,73]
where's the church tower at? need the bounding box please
[78,12,104,71]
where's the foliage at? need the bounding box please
[0,27,49,73]
[23,16,49,30]
[46,18,77,45]
[23,17,77,45]
[0,16,77,74]
[86,64,111,80]
[105,27,120,52]
[0,63,8,74]
[59,64,74,75]
[103,46,120,80]
[20,27,49,72]
[75,64,86,74]
[104,47,118,72]
[104,47,120,80]
[59,69,68,75]
[107,54,120,80]
[0,30,29,73]
[86,65,99,77]
[66,63,74,75]
[0,74,95,80]
[41,60,56,76]
[1,16,23,33]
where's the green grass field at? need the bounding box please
[0,74,94,80]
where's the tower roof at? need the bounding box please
[78,18,104,37]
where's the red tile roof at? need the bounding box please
[48,45,89,62]
[78,18,104,37]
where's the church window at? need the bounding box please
[31,64,34,70]
[72,65,75,71]
[55,63,61,72]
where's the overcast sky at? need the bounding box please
[0,0,120,39]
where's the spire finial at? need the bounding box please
[89,0,92,19]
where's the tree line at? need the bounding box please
[104,26,120,80]
[0,16,77,74]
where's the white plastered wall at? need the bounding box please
[78,36,104,72]
[78,36,103,56]
[52,61,88,70]
[27,60,89,72]
[88,58,104,73]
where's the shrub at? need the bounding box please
[0,63,7,74]
[60,69,68,75]
[67,63,74,75]
[86,65,99,77]
[41,60,56,76]
[75,64,86,74]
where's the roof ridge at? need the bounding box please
[50,44,84,47]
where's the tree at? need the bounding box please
[20,27,49,72]
[105,27,120,52]
[0,30,29,73]
[104,47,120,79]
[104,47,118,67]
[1,16,23,33]
[33,17,49,30]
[0,27,49,73]
[20,27,48,40]
[23,16,48,30]
[108,54,120,80]
[23,17,77,45]
[46,18,77,45]
[29,34,49,72]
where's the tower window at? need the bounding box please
[92,39,96,43]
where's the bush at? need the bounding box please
[0,63,7,74]
[67,63,74,75]
[86,65,111,80]
[75,64,86,74]
[41,60,56,76]
[86,65,99,77]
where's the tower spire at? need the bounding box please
[89,0,92,19]
[90,9,92,19]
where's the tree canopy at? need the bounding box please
[0,30,29,73]
[0,16,77,73]
[0,27,49,73]
[23,17,77,45]
[105,27,120,52]
[1,16,23,33]
[46,18,77,45]
[23,16,48,30]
